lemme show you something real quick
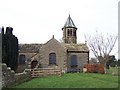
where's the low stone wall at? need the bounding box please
[2,63,31,88]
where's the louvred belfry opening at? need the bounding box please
[62,14,77,44]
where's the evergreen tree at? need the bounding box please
[2,27,18,72]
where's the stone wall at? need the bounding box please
[67,52,89,72]
[17,53,39,73]
[16,65,26,73]
[39,38,67,71]
[2,63,31,88]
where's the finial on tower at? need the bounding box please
[69,11,70,16]
[62,14,77,29]
[52,35,54,39]
[62,14,77,44]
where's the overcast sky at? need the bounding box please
[0,0,119,58]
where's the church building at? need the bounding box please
[35,15,89,72]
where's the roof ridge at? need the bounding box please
[63,14,77,28]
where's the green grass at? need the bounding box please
[106,67,119,76]
[12,73,118,88]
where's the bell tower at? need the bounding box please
[62,14,77,44]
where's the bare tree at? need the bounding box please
[85,31,117,66]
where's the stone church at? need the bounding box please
[18,15,89,73]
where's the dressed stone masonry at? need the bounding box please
[2,63,31,88]
[18,15,89,73]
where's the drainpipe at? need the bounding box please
[88,52,89,64]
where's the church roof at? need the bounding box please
[19,44,42,53]
[63,14,77,29]
[62,43,89,52]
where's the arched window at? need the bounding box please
[31,60,38,69]
[68,29,70,36]
[73,30,76,36]
[19,54,26,65]
[71,55,77,67]
[68,29,72,36]
[49,53,56,65]
[70,29,72,36]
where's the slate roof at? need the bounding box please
[63,14,77,29]
[19,39,89,53]
[19,44,42,53]
[62,43,89,52]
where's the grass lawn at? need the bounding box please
[106,67,119,76]
[12,73,118,88]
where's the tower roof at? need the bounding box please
[63,14,77,29]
